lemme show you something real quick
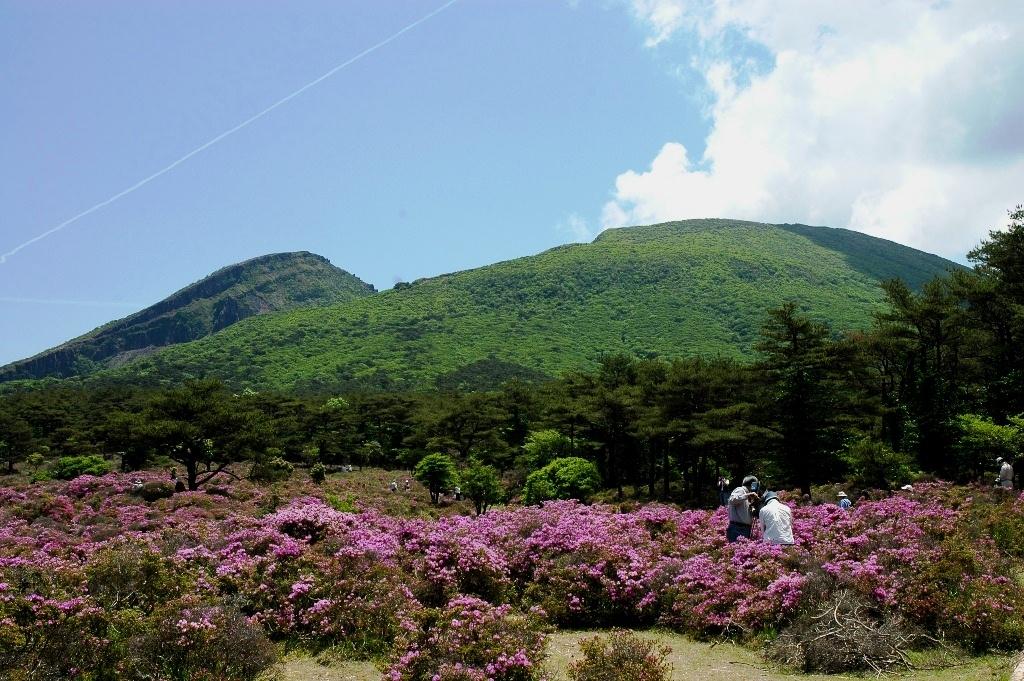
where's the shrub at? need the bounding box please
[85,542,186,613]
[130,599,277,681]
[310,461,327,484]
[568,630,672,681]
[460,459,502,515]
[385,596,548,681]
[952,414,1024,482]
[841,438,914,491]
[249,455,293,483]
[0,589,114,680]
[521,429,572,469]
[523,457,601,504]
[414,453,458,505]
[137,480,176,502]
[52,455,112,480]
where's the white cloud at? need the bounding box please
[556,212,594,242]
[607,0,1024,258]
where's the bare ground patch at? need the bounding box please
[274,630,1014,681]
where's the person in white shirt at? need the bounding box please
[727,475,760,542]
[997,457,1014,490]
[758,491,794,546]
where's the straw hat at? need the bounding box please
[837,491,848,498]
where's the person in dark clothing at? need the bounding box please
[726,475,761,542]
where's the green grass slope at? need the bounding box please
[102,220,958,392]
[0,251,374,382]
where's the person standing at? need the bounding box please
[758,491,795,545]
[997,457,1014,490]
[727,475,760,542]
[837,491,852,510]
[717,475,730,507]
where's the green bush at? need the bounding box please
[461,459,502,515]
[249,455,293,483]
[310,461,327,484]
[414,453,458,505]
[841,438,914,491]
[52,454,112,480]
[952,414,1024,482]
[568,630,672,681]
[523,457,601,504]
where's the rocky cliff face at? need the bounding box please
[1,251,374,382]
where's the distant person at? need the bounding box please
[389,480,398,493]
[454,485,462,501]
[997,457,1014,490]
[801,493,812,507]
[837,491,852,510]
[727,475,761,542]
[403,478,411,492]
[170,469,186,493]
[717,475,730,507]
[758,491,794,546]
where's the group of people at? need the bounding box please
[722,455,1020,546]
[725,475,792,544]
[389,478,412,493]
[721,475,856,546]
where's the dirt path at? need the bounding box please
[275,630,1015,681]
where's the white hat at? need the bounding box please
[900,484,913,491]
[837,491,848,498]
[997,457,1004,464]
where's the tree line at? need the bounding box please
[1,207,1023,503]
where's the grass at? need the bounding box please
[271,629,1015,681]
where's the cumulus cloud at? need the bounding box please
[607,0,1024,258]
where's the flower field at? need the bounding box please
[2,472,1024,680]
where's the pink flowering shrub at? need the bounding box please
[128,597,277,681]
[385,596,548,681]
[2,474,1024,677]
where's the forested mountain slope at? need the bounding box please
[93,219,957,392]
[0,251,374,381]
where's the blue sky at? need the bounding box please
[1,0,1022,366]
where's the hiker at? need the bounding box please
[454,485,462,501]
[997,457,1014,490]
[403,478,411,492]
[170,468,186,493]
[389,480,398,493]
[758,491,794,546]
[726,475,761,542]
[717,475,730,507]
[837,491,852,510]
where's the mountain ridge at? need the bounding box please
[81,219,961,392]
[1,251,374,382]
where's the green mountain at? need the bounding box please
[85,219,958,393]
[0,251,374,382]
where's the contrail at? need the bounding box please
[0,0,460,265]
[0,296,143,307]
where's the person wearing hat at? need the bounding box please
[758,491,795,546]
[997,457,1014,490]
[726,475,761,542]
[837,491,852,510]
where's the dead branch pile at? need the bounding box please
[766,589,928,674]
